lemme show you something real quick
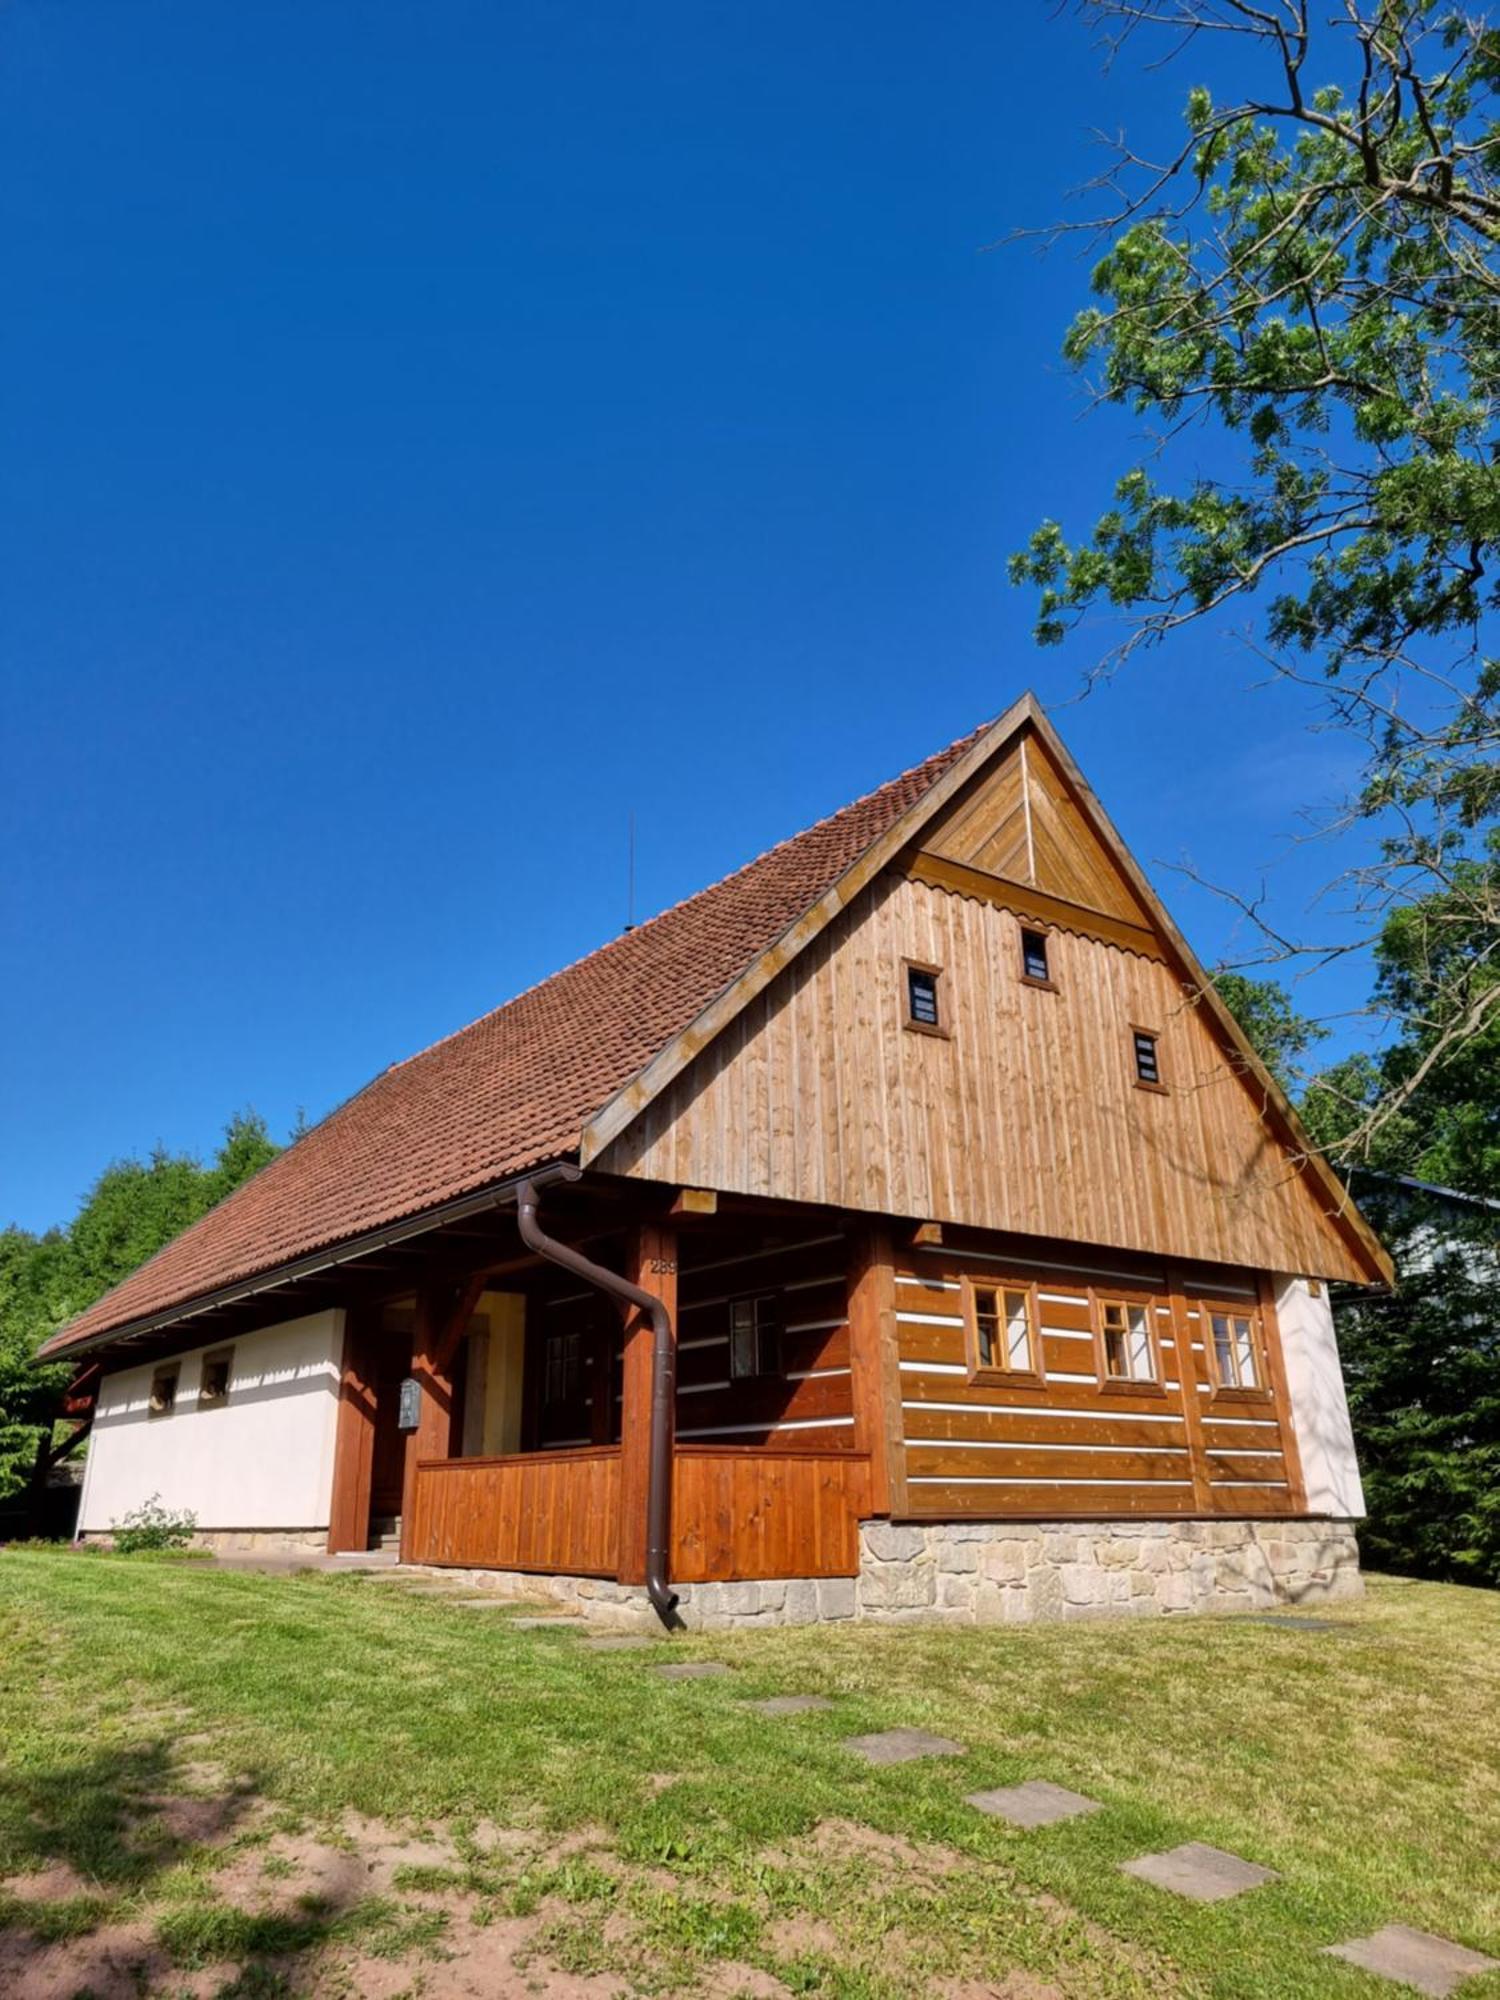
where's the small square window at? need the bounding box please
[149,1365,179,1417]
[1132,1030,1162,1087]
[199,1348,233,1410]
[906,964,941,1030]
[1020,929,1051,983]
[1099,1300,1156,1383]
[729,1294,780,1379]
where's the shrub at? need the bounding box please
[111,1493,197,1554]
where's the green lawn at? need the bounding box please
[1,1552,1497,1998]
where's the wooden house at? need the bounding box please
[42,696,1388,1628]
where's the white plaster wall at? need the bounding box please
[1275,1276,1366,1518]
[78,1309,345,1533]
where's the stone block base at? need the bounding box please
[406,1519,1361,1631]
[856,1518,1363,1625]
[390,1566,856,1633]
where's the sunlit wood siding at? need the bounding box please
[893,1240,1301,1519]
[599,869,1367,1282]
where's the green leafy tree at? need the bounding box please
[1012,0,1500,1158]
[1333,1183,1500,1587]
[1303,832,1500,1189]
[0,1229,78,1503]
[0,1111,283,1501]
[1212,969,1329,1091]
[1215,952,1498,1588]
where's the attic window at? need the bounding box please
[904,962,946,1035]
[1132,1028,1163,1089]
[199,1348,233,1410]
[149,1365,179,1418]
[1020,929,1051,985]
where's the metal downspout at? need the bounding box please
[515,1174,679,1627]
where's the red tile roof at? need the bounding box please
[43,720,992,1355]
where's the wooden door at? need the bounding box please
[369,1338,409,1521]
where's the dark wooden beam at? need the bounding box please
[617,1220,676,1587]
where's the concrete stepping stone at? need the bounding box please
[966,1780,1101,1829]
[747,1695,836,1716]
[584,1635,656,1651]
[1324,1925,1499,1996]
[655,1661,733,1681]
[842,1727,965,1765]
[510,1616,585,1630]
[1121,1841,1277,1902]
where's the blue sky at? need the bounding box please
[1,3,1378,1232]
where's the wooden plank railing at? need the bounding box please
[408,1443,870,1583]
[671,1447,870,1582]
[408,1446,621,1575]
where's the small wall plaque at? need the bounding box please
[397,1376,422,1431]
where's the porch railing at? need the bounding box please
[407,1444,870,1582]
[407,1446,621,1575]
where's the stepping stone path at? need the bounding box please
[510,1616,585,1630]
[747,1695,835,1716]
[1324,1926,1499,1997]
[1121,1841,1277,1903]
[585,1635,656,1651]
[842,1727,965,1766]
[655,1661,732,1680]
[966,1780,1101,1829]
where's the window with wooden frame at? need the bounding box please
[1204,1302,1269,1397]
[148,1364,179,1418]
[1095,1295,1161,1388]
[729,1292,781,1380]
[198,1347,233,1411]
[903,959,947,1037]
[543,1329,583,1406]
[1131,1026,1166,1091]
[964,1275,1042,1385]
[1019,926,1054,989]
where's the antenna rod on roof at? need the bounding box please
[625,808,636,933]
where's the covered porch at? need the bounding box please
[324,1178,889,1602]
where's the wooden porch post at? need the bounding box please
[846,1224,905,1518]
[618,1221,676,1586]
[399,1271,488,1564]
[1165,1267,1214,1513]
[327,1309,377,1554]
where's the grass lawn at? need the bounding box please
[1,1552,1497,1999]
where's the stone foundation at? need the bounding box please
[854,1518,1362,1624]
[403,1518,1362,1631]
[399,1566,859,1632]
[81,1527,331,1555]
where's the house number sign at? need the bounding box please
[397,1377,422,1431]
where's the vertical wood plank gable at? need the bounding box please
[599,873,1369,1282]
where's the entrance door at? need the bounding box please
[368,1338,409,1528]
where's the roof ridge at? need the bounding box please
[385,713,998,1077]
